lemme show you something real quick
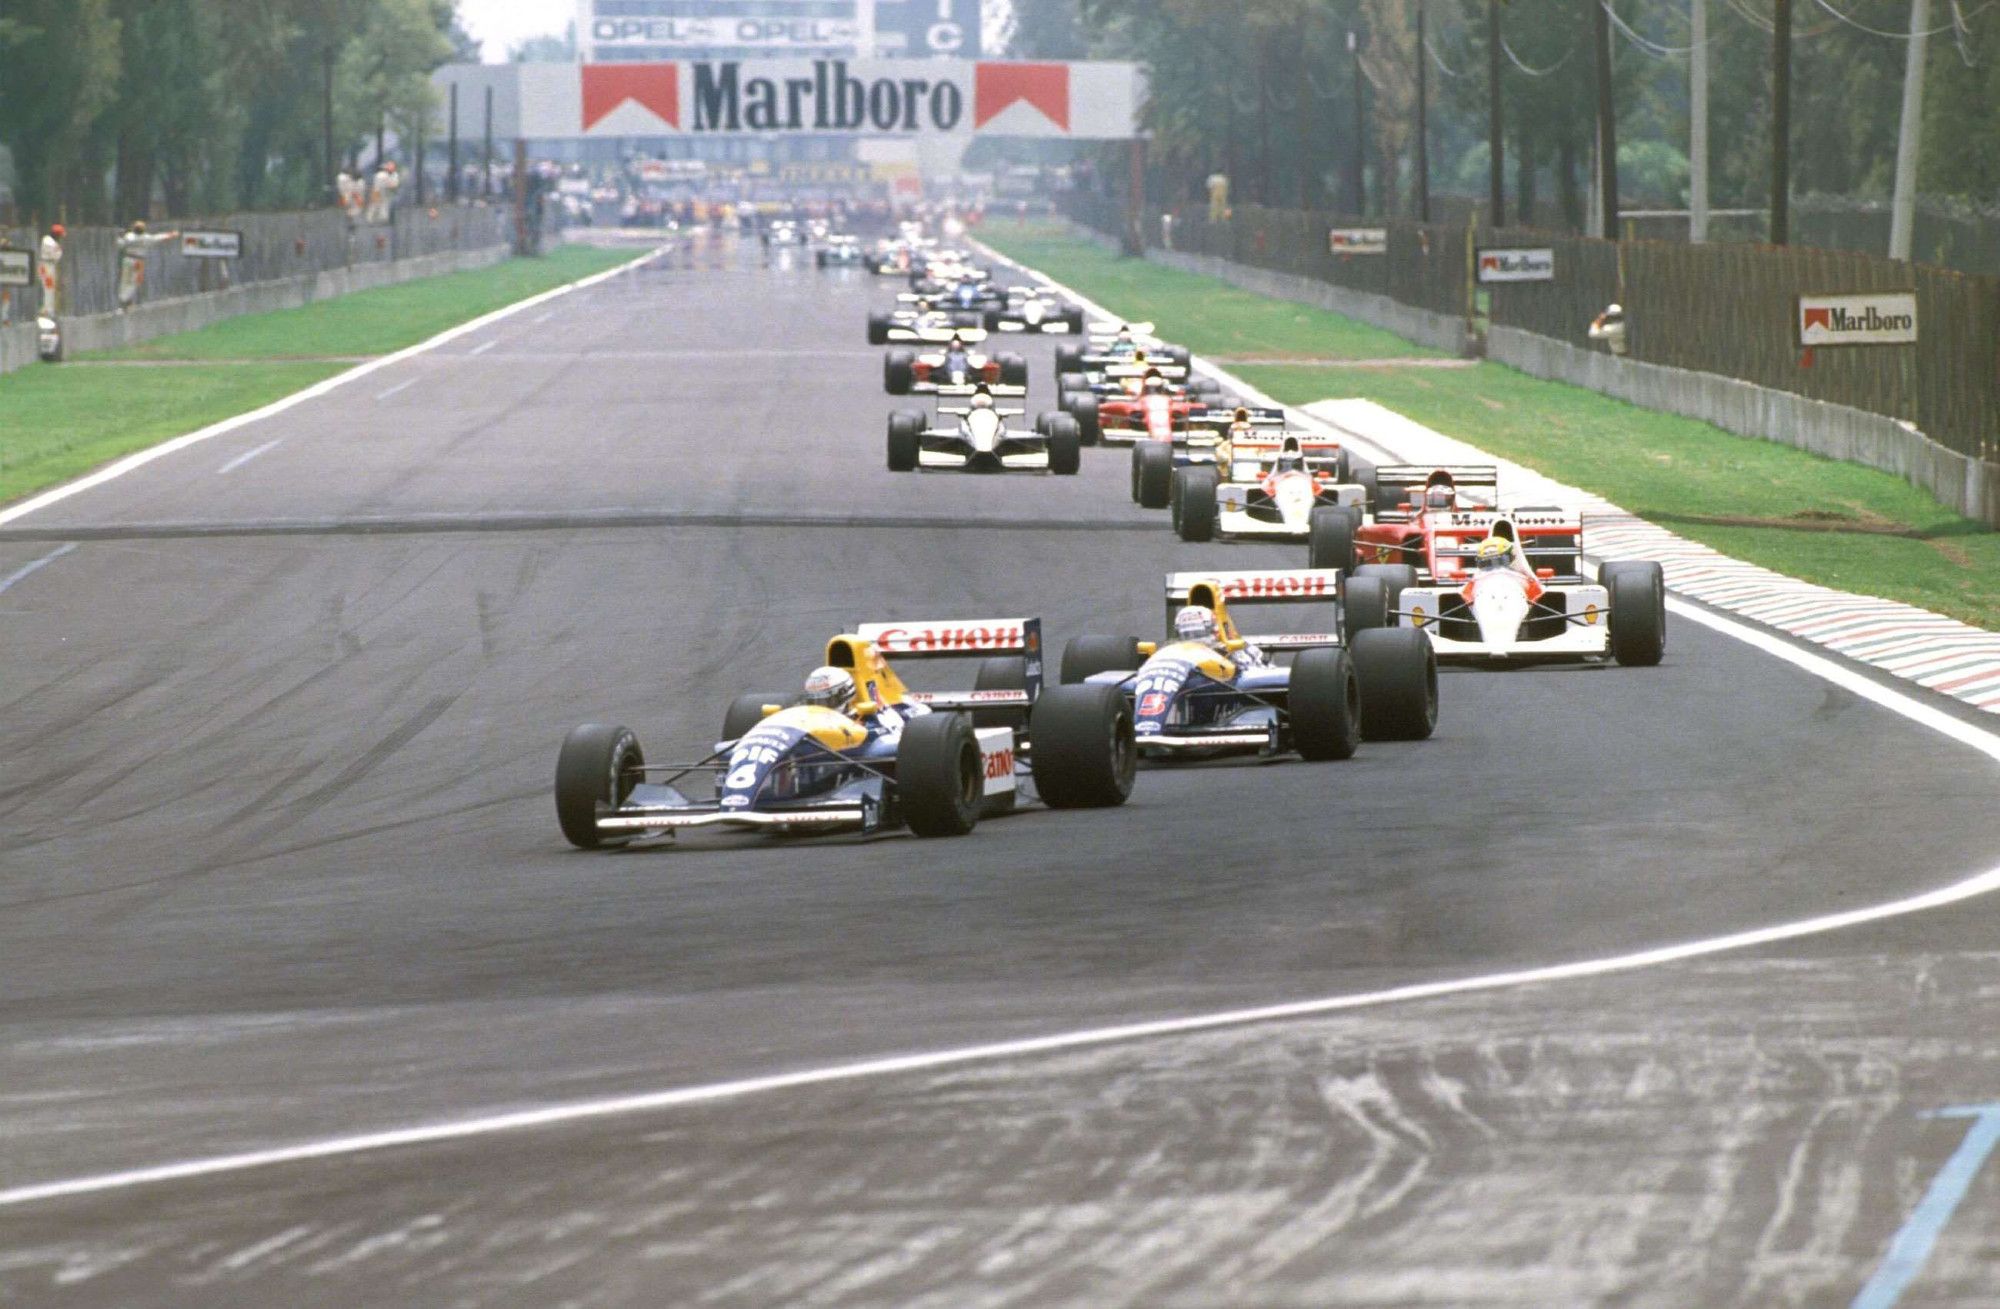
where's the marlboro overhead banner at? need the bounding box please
[439,60,1143,140]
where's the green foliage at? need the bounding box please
[0,0,460,221]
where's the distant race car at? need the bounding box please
[1058,569,1438,762]
[1171,432,1369,544]
[817,235,868,267]
[554,618,1135,848]
[886,385,1080,475]
[885,329,1028,394]
[1066,364,1223,451]
[868,296,981,344]
[1129,405,1288,506]
[763,220,806,246]
[985,286,1086,334]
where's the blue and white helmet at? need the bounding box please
[801,665,854,709]
[1174,605,1218,643]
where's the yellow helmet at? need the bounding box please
[1476,536,1516,564]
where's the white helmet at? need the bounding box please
[801,665,854,709]
[1174,605,1218,643]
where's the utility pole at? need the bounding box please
[1349,29,1367,216]
[1487,0,1505,226]
[1415,0,1431,222]
[414,109,427,207]
[482,85,495,200]
[447,84,460,202]
[1690,0,1709,241]
[322,45,337,201]
[1889,0,1930,261]
[1592,0,1618,238]
[1769,0,1792,245]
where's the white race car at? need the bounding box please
[1172,432,1368,543]
[886,385,1079,475]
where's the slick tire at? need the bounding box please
[1055,343,1084,375]
[887,410,923,472]
[1342,576,1391,639]
[554,723,644,850]
[1047,414,1081,475]
[866,313,890,346]
[1136,442,1174,509]
[999,352,1029,388]
[1349,627,1439,741]
[1061,634,1145,684]
[1175,466,1219,542]
[1308,504,1359,572]
[1288,647,1362,761]
[972,657,1030,730]
[1029,684,1136,809]
[723,693,790,742]
[1603,560,1667,666]
[1355,465,1381,513]
[898,712,982,837]
[1190,375,1221,395]
[884,350,915,395]
[1064,306,1086,333]
[984,310,1004,331]
[1164,345,1191,368]
[1070,394,1100,445]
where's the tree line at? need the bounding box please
[0,0,464,225]
[1007,0,2000,226]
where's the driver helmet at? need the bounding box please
[1142,369,1168,393]
[970,388,994,409]
[1275,435,1305,474]
[915,297,932,312]
[1475,536,1518,569]
[801,665,855,710]
[1174,605,1219,644]
[1424,483,1456,510]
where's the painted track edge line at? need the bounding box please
[0,246,665,529]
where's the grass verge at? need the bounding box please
[979,220,1441,363]
[980,220,2000,631]
[1,244,637,506]
[90,244,634,361]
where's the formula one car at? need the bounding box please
[1130,405,1288,506]
[885,330,1028,394]
[886,385,1079,475]
[1068,363,1223,450]
[816,235,868,267]
[985,286,1086,334]
[555,618,1136,848]
[929,276,1008,317]
[1059,570,1437,761]
[1171,432,1369,543]
[762,219,807,247]
[1056,324,1190,374]
[868,296,979,344]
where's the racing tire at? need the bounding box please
[1055,343,1084,375]
[1354,465,1381,513]
[866,313,891,345]
[1057,370,1089,398]
[1175,466,1219,542]
[1047,415,1081,475]
[952,311,982,329]
[1029,684,1136,809]
[983,309,1004,331]
[972,657,1030,730]
[1349,627,1439,742]
[1351,562,1418,604]
[554,723,644,850]
[1064,306,1086,333]
[1190,375,1221,395]
[723,692,789,742]
[1307,504,1359,572]
[884,350,915,395]
[1342,576,1391,638]
[1603,560,1667,666]
[999,352,1029,388]
[1288,648,1362,762]
[1136,442,1174,509]
[887,410,923,472]
[1164,345,1191,368]
[1070,394,1100,445]
[1061,634,1145,684]
[897,712,982,838]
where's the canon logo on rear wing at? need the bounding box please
[1164,571,1343,601]
[858,618,1039,654]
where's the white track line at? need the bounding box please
[0,247,664,529]
[6,239,2000,1211]
[215,438,283,475]
[0,543,77,595]
[373,378,417,401]
[467,339,497,356]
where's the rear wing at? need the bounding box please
[1089,320,1156,337]
[909,326,989,345]
[935,383,1027,400]
[1101,363,1189,381]
[1188,407,1287,428]
[1373,464,1500,490]
[856,617,1044,707]
[1163,570,1345,647]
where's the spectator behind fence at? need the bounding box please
[116,220,180,313]
[366,161,400,225]
[337,168,365,226]
[38,223,63,316]
[1589,302,1628,357]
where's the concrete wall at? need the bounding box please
[1490,326,2000,528]
[1145,248,1471,357]
[1,243,508,374]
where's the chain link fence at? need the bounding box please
[1,204,510,321]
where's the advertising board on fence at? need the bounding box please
[0,250,31,287]
[178,230,243,260]
[1797,291,1918,346]
[1328,227,1387,255]
[1477,247,1556,283]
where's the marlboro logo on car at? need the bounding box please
[1476,248,1555,283]
[1798,292,1917,346]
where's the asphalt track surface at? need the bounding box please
[3,233,1999,1307]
